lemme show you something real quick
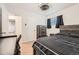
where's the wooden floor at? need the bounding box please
[20,41,34,55]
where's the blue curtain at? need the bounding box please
[56,15,64,28]
[47,19,51,28]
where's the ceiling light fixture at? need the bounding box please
[39,3,50,11]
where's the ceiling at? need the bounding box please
[4,3,75,16]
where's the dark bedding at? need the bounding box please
[33,34,79,55]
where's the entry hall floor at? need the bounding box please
[20,41,34,55]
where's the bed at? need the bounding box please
[32,25,79,55]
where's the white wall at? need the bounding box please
[0,4,17,35]
[0,4,9,35]
[9,16,22,35]
[0,4,22,36]
[47,26,60,36]
[0,4,21,54]
[0,37,17,55]
[47,4,79,35]
[21,12,46,42]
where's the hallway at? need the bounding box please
[20,41,34,55]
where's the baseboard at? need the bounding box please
[20,40,35,44]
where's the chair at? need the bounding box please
[14,34,22,55]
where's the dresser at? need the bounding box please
[37,25,47,39]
